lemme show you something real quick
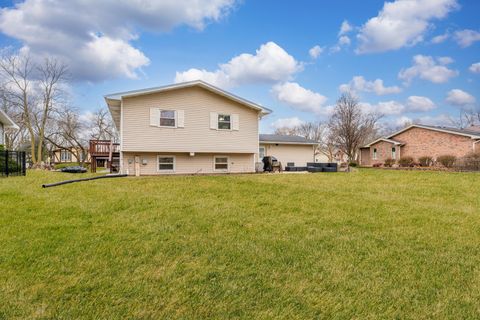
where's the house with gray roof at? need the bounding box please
[360,124,480,166]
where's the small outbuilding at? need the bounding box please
[259,134,318,167]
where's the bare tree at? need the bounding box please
[449,108,480,128]
[45,106,89,167]
[88,108,118,141]
[0,53,38,162]
[328,92,381,163]
[0,53,69,166]
[34,58,69,167]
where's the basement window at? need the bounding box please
[158,156,175,172]
[214,156,229,171]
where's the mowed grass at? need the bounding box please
[0,170,479,319]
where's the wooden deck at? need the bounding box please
[89,140,120,173]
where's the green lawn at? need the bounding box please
[1,170,479,319]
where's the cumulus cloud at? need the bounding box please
[339,76,402,96]
[309,45,324,59]
[339,20,353,36]
[356,0,458,54]
[360,101,405,115]
[453,29,480,48]
[271,82,331,115]
[0,0,236,81]
[445,89,476,107]
[431,32,450,44]
[175,42,302,88]
[270,117,305,130]
[398,55,458,84]
[469,62,480,74]
[406,96,436,111]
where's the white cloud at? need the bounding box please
[338,36,351,46]
[339,76,402,96]
[431,33,450,44]
[437,56,454,65]
[453,29,480,48]
[270,117,305,130]
[175,42,302,88]
[411,113,454,126]
[445,89,476,107]
[271,82,331,115]
[360,101,405,115]
[398,55,458,84]
[309,45,324,59]
[356,0,458,54]
[0,0,236,81]
[339,20,353,36]
[406,96,436,111]
[469,62,480,74]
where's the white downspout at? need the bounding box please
[120,100,124,174]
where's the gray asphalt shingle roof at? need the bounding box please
[417,124,480,137]
[259,134,318,145]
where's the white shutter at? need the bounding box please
[232,114,239,131]
[150,108,160,127]
[176,110,185,128]
[210,112,218,130]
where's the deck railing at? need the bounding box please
[89,140,120,156]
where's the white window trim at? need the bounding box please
[61,150,72,162]
[259,146,265,160]
[217,114,232,131]
[391,147,396,159]
[213,155,229,172]
[159,110,177,128]
[372,148,377,160]
[157,155,176,173]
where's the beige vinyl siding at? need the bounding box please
[123,152,255,175]
[122,86,260,153]
[260,143,315,167]
[0,122,4,145]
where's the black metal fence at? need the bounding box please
[0,151,26,177]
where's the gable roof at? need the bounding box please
[389,124,480,139]
[259,134,318,145]
[362,137,403,148]
[362,123,480,148]
[0,110,19,130]
[105,80,272,129]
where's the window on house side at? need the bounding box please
[158,156,175,171]
[373,148,377,160]
[218,114,231,130]
[160,110,176,127]
[392,147,396,159]
[61,150,71,162]
[259,147,265,159]
[214,156,229,170]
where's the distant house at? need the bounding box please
[0,110,19,148]
[360,124,480,166]
[259,134,318,167]
[49,147,89,164]
[104,80,322,175]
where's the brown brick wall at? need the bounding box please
[394,127,474,160]
[360,127,477,166]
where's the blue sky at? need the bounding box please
[0,0,479,132]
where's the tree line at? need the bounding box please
[0,52,117,167]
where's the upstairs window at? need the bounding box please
[218,114,231,130]
[160,110,176,127]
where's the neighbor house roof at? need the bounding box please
[105,80,272,129]
[362,123,480,148]
[0,110,19,130]
[362,138,404,148]
[259,134,318,145]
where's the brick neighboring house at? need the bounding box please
[360,124,480,166]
